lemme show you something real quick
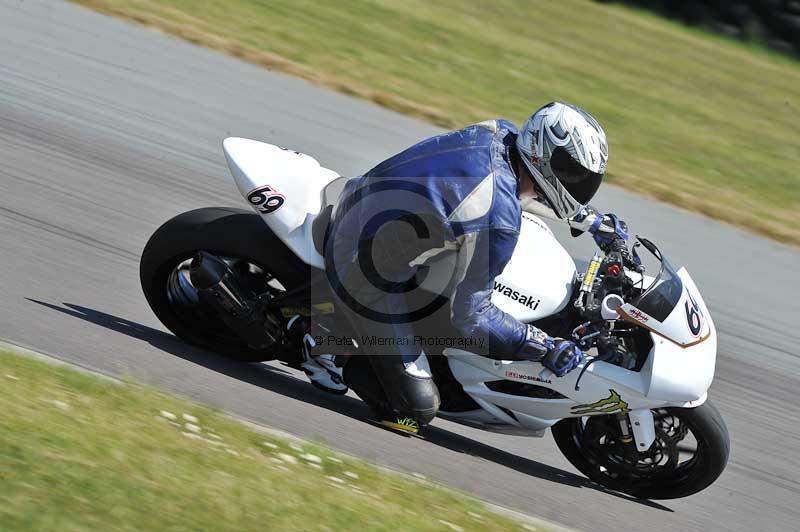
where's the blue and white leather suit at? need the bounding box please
[324,119,552,422]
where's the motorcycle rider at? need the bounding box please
[290,101,629,433]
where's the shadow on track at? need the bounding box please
[27,299,673,512]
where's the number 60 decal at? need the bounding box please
[685,291,704,337]
[247,184,285,214]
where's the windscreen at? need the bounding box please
[631,239,683,322]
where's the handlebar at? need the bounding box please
[606,238,643,273]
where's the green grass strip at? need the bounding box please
[0,349,543,531]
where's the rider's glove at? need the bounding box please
[542,339,584,377]
[518,324,555,360]
[518,326,583,377]
[588,213,629,251]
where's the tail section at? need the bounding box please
[222,137,340,268]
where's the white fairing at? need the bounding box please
[639,270,717,402]
[491,213,576,320]
[618,268,712,347]
[223,138,339,269]
[443,268,716,439]
[421,212,576,321]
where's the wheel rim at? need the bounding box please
[164,253,286,346]
[570,408,705,488]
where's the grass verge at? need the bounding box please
[0,349,541,531]
[72,0,800,246]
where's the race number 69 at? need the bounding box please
[247,185,285,214]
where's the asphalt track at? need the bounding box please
[1,2,799,530]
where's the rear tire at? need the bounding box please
[140,207,309,361]
[552,400,730,499]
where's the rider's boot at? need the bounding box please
[287,315,348,395]
[342,356,424,435]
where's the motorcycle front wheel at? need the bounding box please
[551,400,729,499]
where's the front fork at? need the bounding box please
[617,409,656,451]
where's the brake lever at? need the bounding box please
[614,241,643,273]
[572,320,607,349]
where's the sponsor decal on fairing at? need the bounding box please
[492,281,540,310]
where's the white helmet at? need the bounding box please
[516,102,608,218]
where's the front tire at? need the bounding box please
[140,207,309,361]
[552,400,730,499]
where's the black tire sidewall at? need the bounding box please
[139,207,310,361]
[552,400,730,499]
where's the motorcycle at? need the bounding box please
[140,137,730,499]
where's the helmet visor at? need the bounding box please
[550,147,603,206]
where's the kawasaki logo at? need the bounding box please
[493,282,540,310]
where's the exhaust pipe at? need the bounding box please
[190,251,231,290]
[190,252,252,316]
[189,251,281,350]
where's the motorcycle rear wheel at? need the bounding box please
[552,400,729,499]
[140,207,309,362]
